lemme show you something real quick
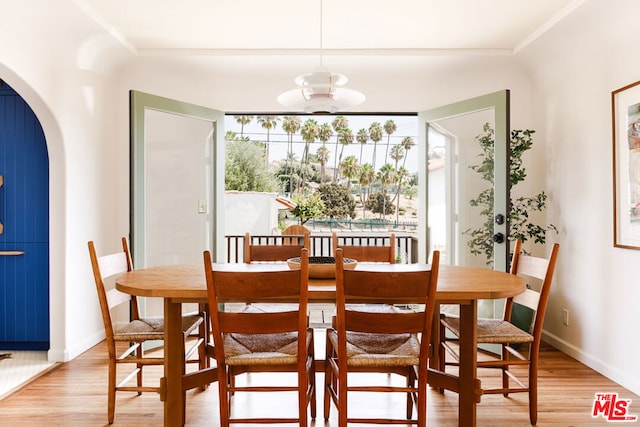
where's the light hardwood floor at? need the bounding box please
[0,336,636,426]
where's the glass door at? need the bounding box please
[419,90,510,321]
[129,91,225,321]
[419,90,510,271]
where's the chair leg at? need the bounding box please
[136,344,143,395]
[323,330,333,421]
[308,342,317,420]
[406,367,414,419]
[198,305,209,391]
[417,368,427,427]
[217,368,230,427]
[228,369,235,396]
[298,369,308,427]
[338,365,348,427]
[501,345,510,397]
[529,356,538,425]
[107,358,116,424]
[438,320,447,394]
[182,390,187,425]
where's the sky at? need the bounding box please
[224,114,420,173]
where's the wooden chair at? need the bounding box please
[438,239,560,425]
[244,232,310,263]
[87,238,206,424]
[204,248,316,426]
[324,248,440,427]
[332,232,396,263]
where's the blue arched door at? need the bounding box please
[0,80,49,350]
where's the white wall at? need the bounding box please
[224,192,280,236]
[0,0,133,361]
[517,0,640,395]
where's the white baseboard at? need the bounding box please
[542,329,640,396]
[48,330,105,362]
[47,347,69,363]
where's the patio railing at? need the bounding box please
[225,233,419,264]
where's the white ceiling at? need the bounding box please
[73,0,585,111]
[77,0,581,54]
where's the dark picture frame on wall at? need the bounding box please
[612,80,640,249]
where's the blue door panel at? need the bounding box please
[0,81,49,350]
[0,243,49,345]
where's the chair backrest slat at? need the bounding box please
[211,270,303,301]
[342,269,430,301]
[218,311,301,334]
[106,288,132,310]
[512,288,540,311]
[516,254,550,280]
[98,252,129,279]
[245,232,309,263]
[332,232,396,263]
[344,310,426,334]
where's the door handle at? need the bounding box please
[492,233,505,243]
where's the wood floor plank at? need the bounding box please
[0,340,636,426]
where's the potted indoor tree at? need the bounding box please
[464,123,557,266]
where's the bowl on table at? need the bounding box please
[286,256,357,279]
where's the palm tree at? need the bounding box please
[299,119,319,193]
[318,123,333,148]
[282,116,302,195]
[359,163,375,217]
[317,123,333,182]
[377,163,396,219]
[281,151,300,194]
[316,145,330,182]
[257,115,279,165]
[404,184,417,200]
[393,166,411,223]
[340,155,359,190]
[356,128,369,165]
[368,122,383,171]
[331,116,349,181]
[401,136,415,169]
[390,144,404,169]
[383,119,397,165]
[336,128,354,182]
[234,115,254,139]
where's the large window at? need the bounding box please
[224,114,420,235]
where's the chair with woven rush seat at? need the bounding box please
[438,239,560,425]
[244,231,309,263]
[204,248,316,426]
[324,248,440,427]
[332,231,396,263]
[87,238,205,424]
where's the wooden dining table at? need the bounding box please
[115,262,525,427]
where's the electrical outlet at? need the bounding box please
[562,309,569,326]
